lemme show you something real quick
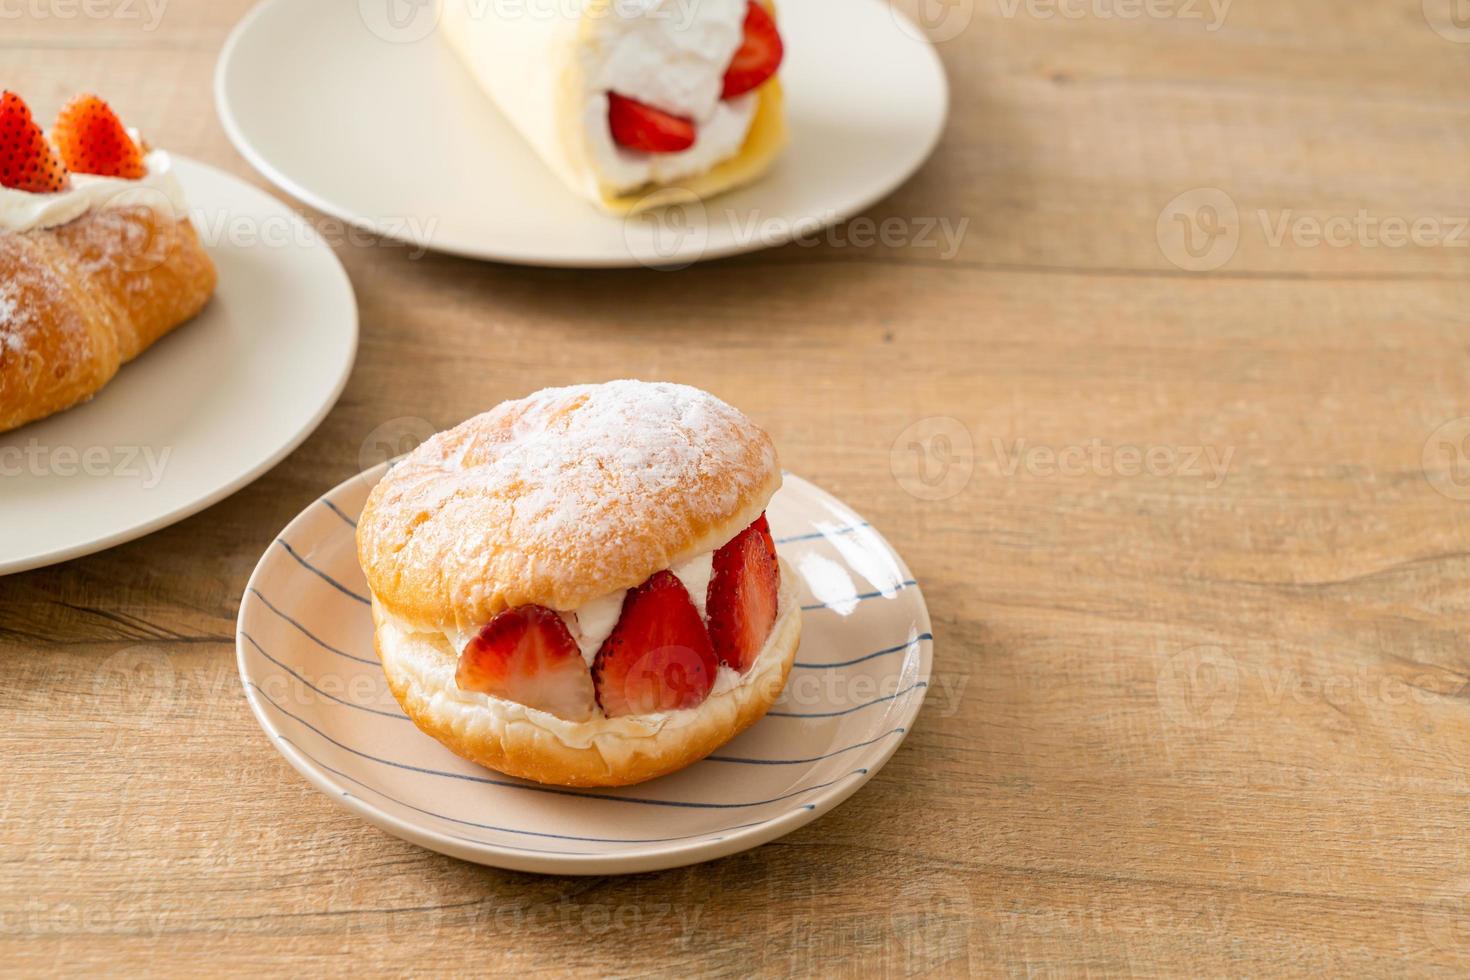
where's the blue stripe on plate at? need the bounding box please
[276,537,370,605]
[767,681,929,718]
[276,539,371,605]
[285,736,816,847]
[249,682,870,809]
[248,587,378,666]
[320,498,358,528]
[774,523,871,545]
[240,630,408,721]
[706,728,905,765]
[250,650,906,763]
[800,580,918,611]
[794,632,932,669]
[367,803,613,856]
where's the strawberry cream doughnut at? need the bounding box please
[357,381,802,787]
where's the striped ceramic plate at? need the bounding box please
[236,464,932,874]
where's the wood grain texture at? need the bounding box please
[3,0,1469,974]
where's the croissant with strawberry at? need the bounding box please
[356,381,803,787]
[441,0,786,213]
[0,92,215,433]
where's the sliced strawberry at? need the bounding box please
[593,571,717,717]
[457,605,596,722]
[607,93,696,154]
[51,94,146,180]
[706,513,780,672]
[0,92,69,193]
[722,2,783,100]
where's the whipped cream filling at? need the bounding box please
[0,146,187,234]
[378,565,796,750]
[578,0,757,194]
[446,549,718,667]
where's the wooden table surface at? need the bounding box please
[4,0,1470,974]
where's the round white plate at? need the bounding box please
[0,159,357,576]
[215,0,949,267]
[237,464,932,874]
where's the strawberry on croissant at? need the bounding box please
[0,92,215,434]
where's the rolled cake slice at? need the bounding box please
[441,0,787,213]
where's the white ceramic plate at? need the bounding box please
[0,159,357,576]
[215,0,949,267]
[236,464,932,874]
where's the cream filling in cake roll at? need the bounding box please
[441,0,786,212]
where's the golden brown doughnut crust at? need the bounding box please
[0,206,216,433]
[372,563,802,787]
[357,381,782,632]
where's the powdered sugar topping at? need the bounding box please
[477,380,762,539]
[0,281,26,355]
[364,380,780,626]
